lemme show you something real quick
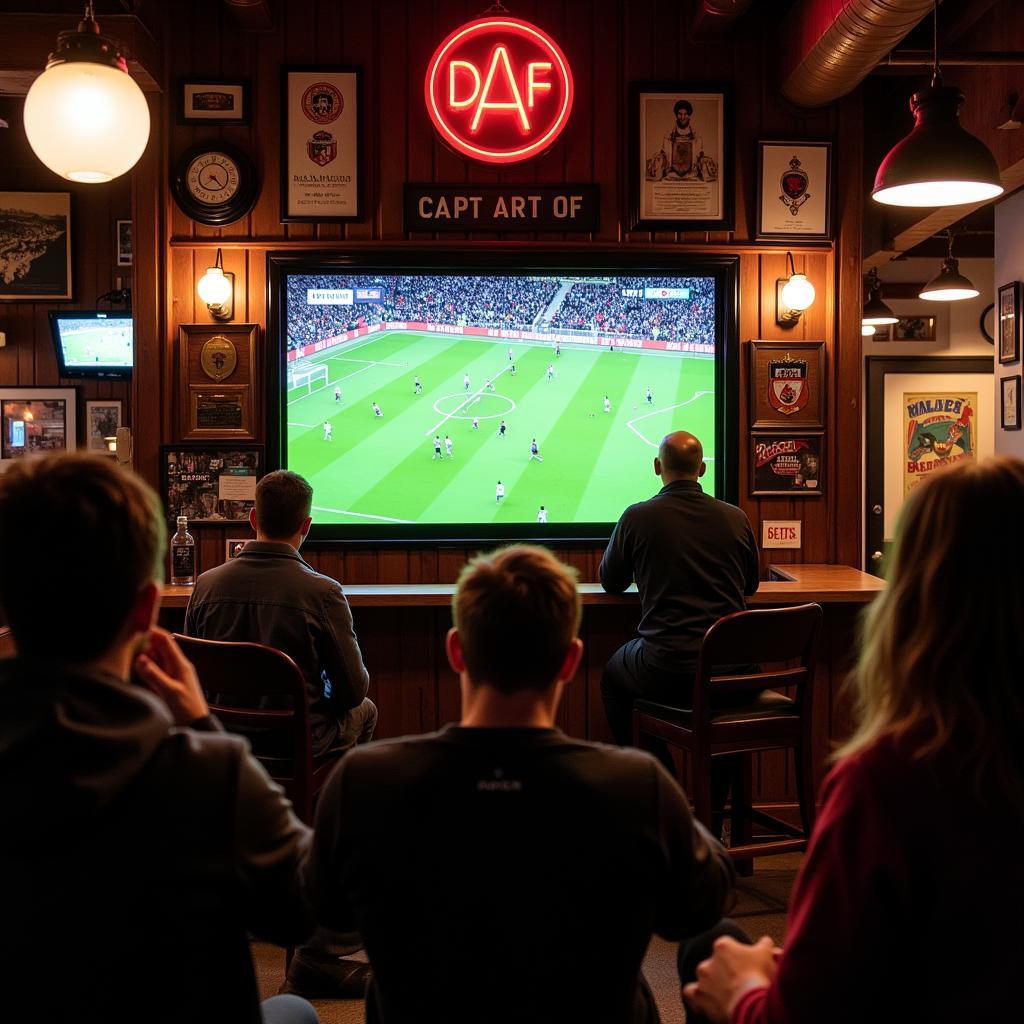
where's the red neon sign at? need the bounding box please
[425,16,574,165]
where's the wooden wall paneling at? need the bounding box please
[345,548,380,584]
[591,0,621,243]
[378,549,409,584]
[377,0,409,240]
[251,23,284,241]
[406,0,438,243]
[436,546,470,583]
[340,0,376,242]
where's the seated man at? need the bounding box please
[185,468,376,759]
[0,453,316,1024]
[600,431,760,746]
[185,468,375,998]
[305,545,735,1023]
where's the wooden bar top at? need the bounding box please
[162,564,883,609]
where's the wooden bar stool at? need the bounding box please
[632,603,822,861]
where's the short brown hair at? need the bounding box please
[255,470,313,539]
[0,453,165,659]
[452,545,581,693]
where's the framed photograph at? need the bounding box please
[998,281,1020,365]
[757,141,832,241]
[865,323,892,342]
[0,387,77,463]
[225,537,251,560]
[892,315,937,342]
[116,220,132,267]
[0,192,72,300]
[85,399,123,453]
[178,324,259,441]
[630,83,733,232]
[751,433,824,496]
[282,68,362,222]
[749,340,825,429]
[161,444,263,525]
[1001,376,1021,431]
[178,78,249,124]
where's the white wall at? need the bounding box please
[995,191,1024,459]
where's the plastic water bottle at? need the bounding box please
[170,515,196,586]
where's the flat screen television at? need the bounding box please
[49,310,134,380]
[267,252,738,542]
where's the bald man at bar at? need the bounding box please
[599,431,759,757]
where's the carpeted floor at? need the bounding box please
[253,854,800,1024]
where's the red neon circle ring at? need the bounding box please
[425,17,575,165]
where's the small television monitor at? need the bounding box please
[268,253,737,542]
[49,310,134,380]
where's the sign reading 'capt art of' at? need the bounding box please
[903,392,976,496]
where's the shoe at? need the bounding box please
[280,953,372,999]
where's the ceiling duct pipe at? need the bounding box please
[780,0,935,109]
[691,0,754,39]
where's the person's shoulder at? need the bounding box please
[191,557,240,595]
[145,722,253,796]
[703,492,754,526]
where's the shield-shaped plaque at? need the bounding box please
[768,357,808,415]
[200,336,237,383]
[307,130,337,167]
[779,156,810,216]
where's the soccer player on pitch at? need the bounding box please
[323,421,333,441]
[604,395,611,413]
[464,373,471,391]
[530,439,544,463]
[334,386,342,403]
[445,435,454,459]
[414,376,422,395]
[372,402,383,417]
[645,386,653,405]
[495,481,505,503]
[547,364,555,382]
[433,436,443,460]
[472,417,479,430]
[498,420,507,439]
[537,505,548,523]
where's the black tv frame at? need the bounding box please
[49,309,134,380]
[266,247,739,544]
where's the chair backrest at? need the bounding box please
[172,634,313,795]
[694,603,823,721]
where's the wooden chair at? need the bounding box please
[632,602,823,862]
[0,626,15,659]
[173,634,336,825]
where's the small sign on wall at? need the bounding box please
[762,520,802,549]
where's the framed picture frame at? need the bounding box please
[225,537,251,560]
[998,281,1021,365]
[178,323,259,441]
[281,67,362,222]
[178,78,250,124]
[750,433,824,496]
[748,339,825,429]
[161,444,263,525]
[757,141,832,241]
[891,315,937,342]
[1001,375,1021,431]
[0,192,72,300]
[116,220,132,266]
[630,83,733,232]
[85,399,123,453]
[0,387,77,462]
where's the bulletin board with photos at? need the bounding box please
[161,444,263,525]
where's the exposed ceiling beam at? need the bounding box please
[222,0,273,31]
[0,13,161,95]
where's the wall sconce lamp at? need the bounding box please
[197,249,234,321]
[776,252,816,327]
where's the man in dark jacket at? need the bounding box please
[0,453,316,1024]
[305,545,734,1024]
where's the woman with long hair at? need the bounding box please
[682,458,1024,1023]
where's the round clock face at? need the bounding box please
[172,142,258,226]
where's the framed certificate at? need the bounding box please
[757,141,832,241]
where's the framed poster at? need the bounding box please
[225,537,251,560]
[757,141,831,241]
[0,192,72,300]
[998,281,1020,365]
[85,399,123,452]
[630,83,732,232]
[903,391,977,496]
[748,340,825,429]
[178,78,250,124]
[116,220,132,266]
[282,68,362,222]
[892,315,937,342]
[0,387,77,462]
[161,444,263,524]
[1001,375,1021,431]
[750,433,824,496]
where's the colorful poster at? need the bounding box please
[903,392,976,496]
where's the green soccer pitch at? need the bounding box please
[285,331,716,526]
[60,326,132,365]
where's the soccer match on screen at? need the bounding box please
[53,314,134,368]
[284,272,717,527]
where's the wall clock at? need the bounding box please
[171,142,259,226]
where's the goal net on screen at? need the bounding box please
[288,361,330,397]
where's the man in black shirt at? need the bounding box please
[306,545,734,1024]
[599,432,759,747]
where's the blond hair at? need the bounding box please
[840,458,1024,807]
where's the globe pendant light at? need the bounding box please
[23,1,150,183]
[919,232,979,302]
[862,268,899,327]
[871,1,1002,208]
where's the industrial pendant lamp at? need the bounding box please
[862,268,899,326]
[871,1,1002,208]
[23,1,150,183]
[920,232,979,302]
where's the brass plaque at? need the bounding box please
[200,336,238,382]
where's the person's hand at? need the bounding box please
[134,627,209,725]
[683,936,778,1023]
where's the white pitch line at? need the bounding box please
[424,362,514,436]
[626,391,714,448]
[330,357,408,367]
[287,361,384,406]
[287,421,316,428]
[312,504,414,524]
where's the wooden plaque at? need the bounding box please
[748,339,825,430]
[178,324,259,440]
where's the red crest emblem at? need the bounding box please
[307,130,337,166]
[778,156,811,216]
[768,357,808,414]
